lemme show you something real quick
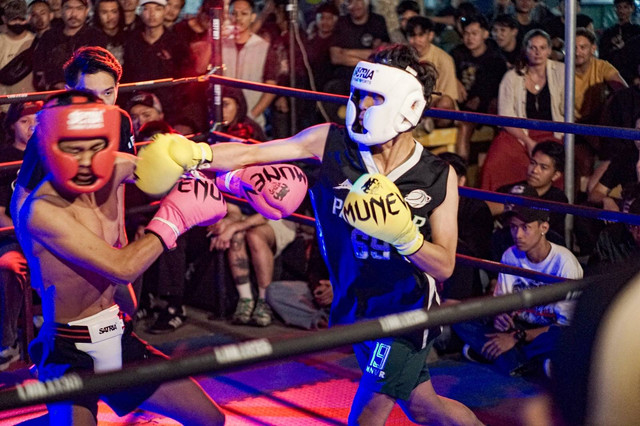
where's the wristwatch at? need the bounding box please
[514,329,527,344]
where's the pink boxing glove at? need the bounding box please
[147,177,227,249]
[216,164,308,220]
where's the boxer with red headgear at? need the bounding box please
[14,90,225,425]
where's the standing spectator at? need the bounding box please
[47,0,62,19]
[122,0,191,124]
[406,16,458,129]
[92,0,127,66]
[451,14,507,160]
[221,0,277,129]
[32,0,107,90]
[492,14,520,69]
[306,1,338,95]
[453,201,583,377]
[28,0,54,37]
[599,0,640,85]
[328,0,390,89]
[0,101,41,370]
[163,0,184,28]
[0,0,35,112]
[120,0,143,32]
[391,0,419,44]
[540,0,593,61]
[481,29,564,192]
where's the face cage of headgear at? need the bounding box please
[345,61,426,146]
[36,96,121,194]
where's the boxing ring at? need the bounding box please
[1,76,640,424]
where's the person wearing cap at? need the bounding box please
[452,201,583,377]
[0,101,41,371]
[32,0,107,90]
[0,0,35,111]
[122,0,190,126]
[127,92,165,137]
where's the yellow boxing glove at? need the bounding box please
[342,173,424,256]
[135,133,213,196]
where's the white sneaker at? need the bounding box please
[0,343,20,371]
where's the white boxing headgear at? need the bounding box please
[346,61,426,146]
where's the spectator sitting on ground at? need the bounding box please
[453,202,583,377]
[0,101,41,371]
[490,141,568,243]
[406,16,458,130]
[127,91,165,139]
[589,183,640,267]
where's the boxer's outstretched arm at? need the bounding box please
[208,123,330,171]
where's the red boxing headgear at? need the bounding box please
[37,92,121,194]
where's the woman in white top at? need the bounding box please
[481,29,565,191]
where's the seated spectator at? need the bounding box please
[481,29,564,192]
[220,85,267,141]
[589,184,640,267]
[510,0,543,48]
[0,0,36,111]
[266,232,331,329]
[451,14,507,160]
[453,203,583,377]
[599,0,640,86]
[391,0,419,44]
[540,0,593,61]
[208,203,300,327]
[0,101,41,370]
[406,16,458,129]
[491,141,568,242]
[28,0,54,38]
[574,28,627,173]
[127,91,165,138]
[32,0,107,90]
[92,0,127,66]
[491,14,520,69]
[598,84,640,162]
[588,120,640,211]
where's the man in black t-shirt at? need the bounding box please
[32,0,107,90]
[328,0,390,84]
[451,14,507,159]
[491,14,520,69]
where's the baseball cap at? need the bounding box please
[139,0,168,6]
[4,0,28,21]
[503,184,550,223]
[127,92,163,113]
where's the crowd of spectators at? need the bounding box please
[1,0,640,388]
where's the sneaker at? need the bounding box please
[251,298,273,327]
[147,306,187,334]
[232,298,255,325]
[462,344,489,364]
[0,343,20,371]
